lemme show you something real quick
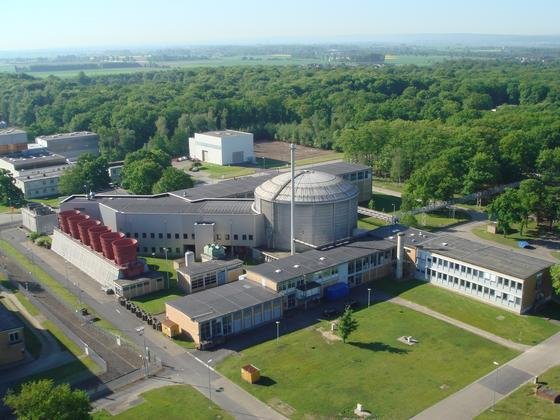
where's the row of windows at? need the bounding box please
[429,269,522,307]
[342,170,370,181]
[190,272,217,290]
[126,232,253,241]
[430,256,523,292]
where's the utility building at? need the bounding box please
[189,130,254,165]
[35,131,99,162]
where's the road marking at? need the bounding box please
[115,309,120,314]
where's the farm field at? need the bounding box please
[218,302,517,419]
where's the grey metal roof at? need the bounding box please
[171,175,270,201]
[64,195,257,215]
[371,224,553,280]
[166,279,280,323]
[247,235,395,283]
[254,170,359,204]
[0,302,24,333]
[178,259,243,277]
[36,131,98,142]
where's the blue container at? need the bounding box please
[325,283,349,301]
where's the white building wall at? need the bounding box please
[189,131,254,165]
[415,249,526,314]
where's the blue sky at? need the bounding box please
[3,0,559,50]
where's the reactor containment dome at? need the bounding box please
[254,170,359,251]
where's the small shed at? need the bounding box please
[241,364,261,384]
[161,319,179,338]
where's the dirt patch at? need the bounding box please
[254,140,336,164]
[316,326,342,343]
[268,397,296,417]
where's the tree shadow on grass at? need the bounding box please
[348,341,409,354]
[254,376,277,387]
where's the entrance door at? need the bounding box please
[202,150,208,162]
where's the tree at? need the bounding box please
[152,167,193,194]
[462,152,500,194]
[517,179,546,233]
[58,154,111,195]
[551,265,560,296]
[487,188,522,236]
[536,147,560,184]
[121,159,162,195]
[0,169,25,207]
[3,379,91,420]
[338,307,358,343]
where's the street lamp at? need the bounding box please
[163,247,170,289]
[491,361,500,411]
[136,326,148,378]
[207,358,213,401]
[275,320,280,343]
[367,288,372,307]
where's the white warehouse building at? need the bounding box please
[189,130,254,165]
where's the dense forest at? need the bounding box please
[1,60,559,205]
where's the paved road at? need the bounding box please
[373,185,402,198]
[1,228,285,420]
[413,331,560,420]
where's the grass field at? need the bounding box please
[415,208,471,231]
[357,215,388,230]
[372,177,406,193]
[370,192,401,213]
[199,163,256,179]
[552,251,560,260]
[471,221,542,249]
[374,279,560,345]
[93,385,233,419]
[131,256,185,314]
[476,364,560,419]
[218,302,517,419]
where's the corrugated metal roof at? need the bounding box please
[166,279,280,322]
[254,170,359,203]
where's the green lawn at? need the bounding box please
[552,251,560,260]
[0,204,20,213]
[172,334,196,349]
[369,192,401,213]
[372,177,406,193]
[472,221,541,249]
[477,365,560,419]
[199,163,256,179]
[415,208,471,231]
[374,279,560,345]
[93,385,233,419]
[131,256,185,314]
[218,302,517,419]
[357,216,388,230]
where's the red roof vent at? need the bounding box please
[88,225,111,252]
[112,238,138,266]
[58,210,80,234]
[67,214,88,239]
[100,232,125,260]
[77,219,99,245]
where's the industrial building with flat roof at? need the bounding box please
[189,129,255,165]
[35,131,99,161]
[0,149,70,198]
[165,278,282,346]
[0,128,28,155]
[371,224,554,314]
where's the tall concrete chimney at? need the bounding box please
[396,232,405,280]
[290,143,296,256]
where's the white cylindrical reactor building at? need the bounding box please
[254,170,359,251]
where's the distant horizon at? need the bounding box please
[2,33,560,56]
[3,1,560,52]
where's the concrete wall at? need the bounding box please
[16,175,61,198]
[21,208,58,234]
[0,327,25,366]
[189,131,254,165]
[51,229,120,288]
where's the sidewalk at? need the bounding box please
[389,297,530,352]
[413,331,560,419]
